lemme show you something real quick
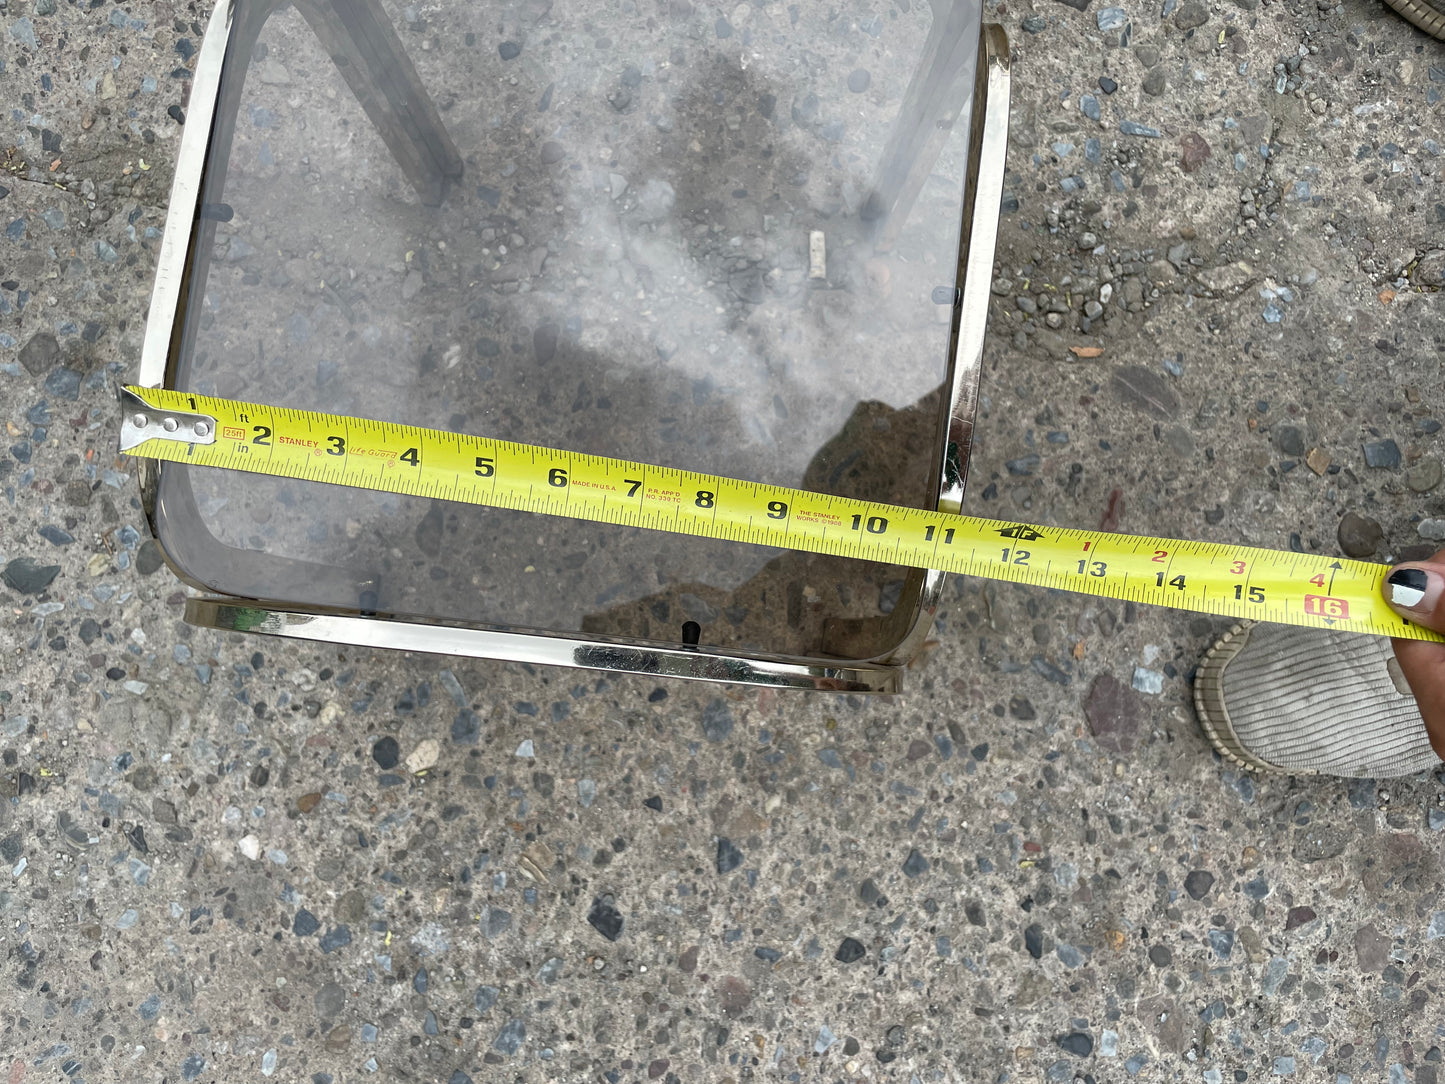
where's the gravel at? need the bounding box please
[1337,512,1383,558]
[1362,440,1401,469]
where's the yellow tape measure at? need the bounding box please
[118,386,1439,642]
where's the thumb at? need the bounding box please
[1384,549,1445,761]
[1383,549,1445,632]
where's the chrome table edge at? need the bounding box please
[880,22,1012,667]
[137,0,232,391]
[186,598,902,693]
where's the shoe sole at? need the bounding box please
[1383,0,1445,39]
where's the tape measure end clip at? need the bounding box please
[118,387,218,453]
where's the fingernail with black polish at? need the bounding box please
[1387,568,1429,609]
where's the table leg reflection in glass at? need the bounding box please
[135,0,1011,692]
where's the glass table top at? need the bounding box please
[161,0,982,661]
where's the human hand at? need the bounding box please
[1385,549,1445,760]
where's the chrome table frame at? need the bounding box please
[134,1,1011,693]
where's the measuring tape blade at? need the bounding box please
[118,386,1440,643]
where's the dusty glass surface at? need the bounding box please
[162,0,981,660]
